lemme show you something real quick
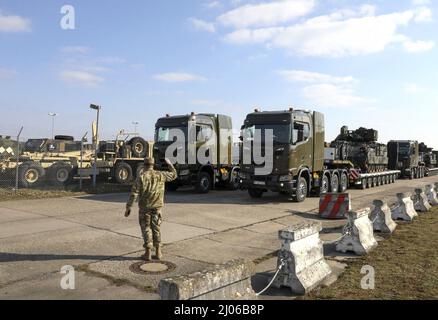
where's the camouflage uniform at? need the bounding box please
[126,163,177,249]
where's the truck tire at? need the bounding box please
[196,172,211,194]
[292,177,307,202]
[114,162,133,185]
[48,162,74,186]
[339,173,348,192]
[18,162,45,188]
[248,188,264,198]
[330,174,339,193]
[319,175,329,194]
[360,178,366,190]
[129,137,147,158]
[135,163,145,178]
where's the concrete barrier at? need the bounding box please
[272,221,332,295]
[370,200,397,233]
[319,193,351,219]
[413,188,431,213]
[425,185,438,206]
[336,208,378,256]
[391,192,417,221]
[158,259,255,300]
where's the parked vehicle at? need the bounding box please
[388,140,426,179]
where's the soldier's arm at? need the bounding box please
[162,158,178,182]
[126,176,141,209]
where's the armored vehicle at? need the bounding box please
[330,126,388,173]
[387,140,425,179]
[239,108,399,202]
[153,113,240,193]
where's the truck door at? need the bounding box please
[291,118,312,172]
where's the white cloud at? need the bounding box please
[188,18,216,33]
[153,72,206,82]
[403,39,435,52]
[0,68,17,79]
[217,0,315,28]
[60,46,90,54]
[412,0,430,6]
[59,70,104,87]
[277,70,355,84]
[404,83,426,93]
[204,1,221,9]
[223,6,435,57]
[279,70,369,108]
[414,6,432,22]
[0,11,31,32]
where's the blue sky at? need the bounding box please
[0,0,437,148]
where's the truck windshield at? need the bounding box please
[243,124,291,144]
[155,127,187,142]
[24,139,46,152]
[399,143,411,156]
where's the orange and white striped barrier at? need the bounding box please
[319,193,351,219]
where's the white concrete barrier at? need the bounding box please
[336,208,378,256]
[370,200,397,234]
[425,185,438,206]
[272,221,332,295]
[413,188,431,213]
[158,259,255,300]
[391,192,417,221]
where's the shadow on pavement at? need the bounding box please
[0,252,142,263]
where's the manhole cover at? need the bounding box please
[130,261,176,275]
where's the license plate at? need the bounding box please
[254,181,266,186]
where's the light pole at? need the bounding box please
[90,104,101,188]
[48,113,58,139]
[132,121,139,134]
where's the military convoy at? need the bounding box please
[153,113,239,193]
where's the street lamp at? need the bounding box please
[90,104,101,188]
[48,112,58,139]
[132,121,139,134]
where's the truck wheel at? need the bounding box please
[377,176,381,186]
[360,179,366,190]
[129,137,147,158]
[339,173,348,192]
[196,172,211,194]
[227,171,240,190]
[165,183,178,192]
[319,175,329,194]
[248,188,264,198]
[114,163,133,185]
[293,177,307,202]
[330,174,339,193]
[18,162,45,188]
[409,170,414,180]
[135,163,145,178]
[367,177,372,188]
[48,162,74,186]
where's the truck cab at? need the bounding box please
[387,140,425,179]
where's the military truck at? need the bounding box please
[153,113,240,193]
[388,140,426,179]
[419,142,437,171]
[239,109,400,202]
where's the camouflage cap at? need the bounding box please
[144,157,155,167]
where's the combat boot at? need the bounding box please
[155,246,162,260]
[144,248,151,261]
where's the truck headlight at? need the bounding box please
[279,175,292,182]
[179,169,190,176]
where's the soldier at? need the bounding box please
[125,157,177,261]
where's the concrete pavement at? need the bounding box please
[0,174,437,299]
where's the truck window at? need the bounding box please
[156,126,187,142]
[196,124,213,142]
[293,122,310,144]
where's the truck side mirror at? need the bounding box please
[239,136,243,141]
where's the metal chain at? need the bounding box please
[255,258,286,296]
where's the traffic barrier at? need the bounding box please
[370,200,397,234]
[425,185,438,206]
[158,259,255,300]
[319,193,351,219]
[336,208,378,256]
[391,193,417,221]
[413,188,431,213]
[272,221,332,295]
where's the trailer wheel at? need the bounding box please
[48,162,74,186]
[248,188,264,198]
[129,137,148,158]
[367,177,372,188]
[196,172,211,194]
[377,176,382,186]
[292,177,307,202]
[339,173,348,193]
[330,174,339,193]
[18,162,45,188]
[114,162,133,185]
[319,175,329,195]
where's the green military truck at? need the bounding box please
[239,108,400,202]
[153,113,240,193]
[388,140,426,179]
